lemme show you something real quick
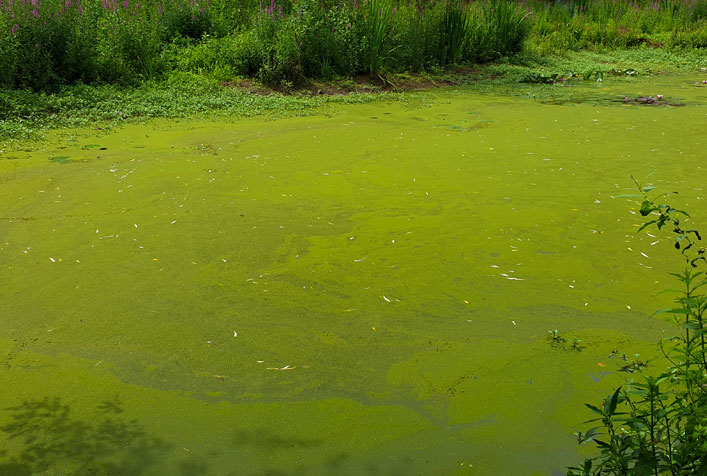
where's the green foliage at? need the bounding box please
[97,4,165,83]
[389,3,444,71]
[0,0,534,90]
[159,0,213,40]
[442,0,469,64]
[526,0,707,55]
[547,329,585,351]
[363,0,395,75]
[481,0,532,60]
[2,0,704,90]
[296,1,362,78]
[0,73,389,140]
[568,180,707,476]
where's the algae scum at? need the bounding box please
[1,74,706,476]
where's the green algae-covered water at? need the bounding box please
[1,74,706,476]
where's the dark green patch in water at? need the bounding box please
[48,156,73,164]
[1,73,706,475]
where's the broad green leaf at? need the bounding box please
[594,439,610,449]
[682,321,703,330]
[639,200,654,216]
[605,387,621,416]
[579,427,600,444]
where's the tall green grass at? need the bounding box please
[526,0,707,54]
[0,0,532,89]
[443,0,469,64]
[0,0,705,91]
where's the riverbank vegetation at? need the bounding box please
[1,0,706,140]
[1,0,705,92]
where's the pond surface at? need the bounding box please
[1,73,706,476]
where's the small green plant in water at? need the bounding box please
[618,353,648,374]
[568,178,707,476]
[548,330,585,351]
[570,338,584,352]
[548,329,566,344]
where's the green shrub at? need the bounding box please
[297,0,362,79]
[568,180,707,476]
[0,0,702,90]
[97,4,165,83]
[526,0,707,54]
[159,0,213,40]
[390,3,444,71]
[259,17,304,87]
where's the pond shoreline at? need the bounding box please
[2,52,706,476]
[2,47,706,145]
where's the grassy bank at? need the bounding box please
[2,46,706,143]
[0,72,402,141]
[0,0,530,91]
[2,0,705,92]
[1,0,706,142]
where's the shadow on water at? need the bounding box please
[175,429,416,476]
[0,396,416,476]
[232,429,321,449]
[178,433,415,476]
[0,397,169,476]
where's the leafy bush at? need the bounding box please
[97,2,165,83]
[159,0,213,40]
[12,0,707,89]
[568,179,707,476]
[297,0,362,79]
[390,2,444,71]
